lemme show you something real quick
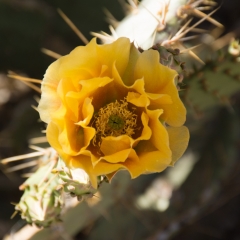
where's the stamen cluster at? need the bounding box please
[93,99,137,146]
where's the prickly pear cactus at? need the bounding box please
[2,0,240,239]
[53,158,97,201]
[151,44,185,82]
[15,163,63,228]
[182,54,240,115]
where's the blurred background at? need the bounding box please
[0,0,240,239]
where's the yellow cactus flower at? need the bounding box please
[38,37,189,188]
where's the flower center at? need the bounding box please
[93,99,138,146]
[108,114,125,130]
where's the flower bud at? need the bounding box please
[54,158,97,201]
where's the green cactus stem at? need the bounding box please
[53,158,97,201]
[15,162,63,228]
[182,52,240,115]
[151,44,186,83]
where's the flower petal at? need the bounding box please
[96,37,131,77]
[38,60,62,123]
[93,149,143,177]
[127,92,150,107]
[157,81,186,127]
[146,92,173,106]
[93,161,124,176]
[46,121,70,162]
[138,151,170,173]
[167,126,190,166]
[99,148,133,164]
[134,110,172,173]
[122,42,140,86]
[100,135,132,156]
[133,112,152,147]
[134,49,177,93]
[50,98,95,155]
[134,50,186,126]
[146,109,171,157]
[70,155,97,189]
[76,97,94,127]
[59,38,101,80]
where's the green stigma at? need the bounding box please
[108,115,125,130]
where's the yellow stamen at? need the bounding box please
[93,99,138,146]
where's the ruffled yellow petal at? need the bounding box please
[122,42,140,86]
[59,38,101,80]
[76,97,94,127]
[57,78,78,122]
[132,112,152,147]
[93,149,143,177]
[134,49,186,127]
[121,156,144,178]
[58,122,95,156]
[157,81,186,127]
[138,151,170,173]
[50,98,95,155]
[38,60,62,123]
[127,92,150,107]
[84,64,128,112]
[99,149,133,164]
[134,50,177,93]
[167,126,190,166]
[146,92,173,107]
[79,77,113,101]
[100,135,132,156]
[38,38,101,123]
[58,119,81,154]
[70,155,97,189]
[134,110,172,173]
[46,121,70,162]
[112,62,146,99]
[96,37,131,77]
[146,109,171,157]
[93,161,124,176]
